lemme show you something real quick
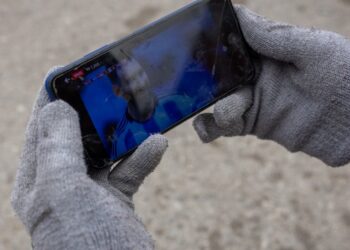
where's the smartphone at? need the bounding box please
[46,0,257,167]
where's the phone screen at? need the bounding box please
[51,0,255,163]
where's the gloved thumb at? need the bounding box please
[36,100,86,182]
[193,87,253,143]
[235,5,308,64]
[108,134,168,198]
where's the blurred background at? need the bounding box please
[1,0,350,249]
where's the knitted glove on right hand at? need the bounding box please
[194,5,350,167]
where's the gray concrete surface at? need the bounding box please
[1,0,350,249]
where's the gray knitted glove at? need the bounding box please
[194,6,350,167]
[11,83,167,249]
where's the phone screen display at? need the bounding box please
[51,0,255,163]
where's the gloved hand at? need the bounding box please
[11,80,168,249]
[194,5,350,167]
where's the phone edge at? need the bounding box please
[44,0,257,165]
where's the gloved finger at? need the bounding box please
[12,67,61,212]
[108,134,168,198]
[11,87,50,214]
[193,113,228,143]
[234,5,311,64]
[213,87,253,129]
[36,100,86,183]
[193,87,253,143]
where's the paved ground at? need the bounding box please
[1,0,350,249]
